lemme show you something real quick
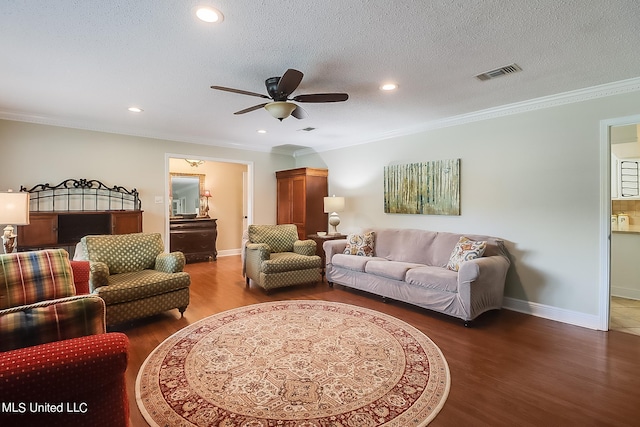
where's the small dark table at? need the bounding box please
[307,233,347,276]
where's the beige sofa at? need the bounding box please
[324,228,510,324]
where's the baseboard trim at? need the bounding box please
[502,297,602,331]
[216,248,242,257]
[611,286,640,300]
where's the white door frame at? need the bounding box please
[598,113,640,330]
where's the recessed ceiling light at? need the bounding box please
[257,129,267,134]
[380,83,398,91]
[196,6,223,23]
[128,107,143,113]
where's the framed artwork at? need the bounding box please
[384,158,460,215]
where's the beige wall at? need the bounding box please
[169,158,247,252]
[296,90,640,327]
[0,120,295,250]
[4,87,640,329]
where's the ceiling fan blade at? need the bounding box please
[211,85,270,99]
[292,93,349,103]
[275,69,304,99]
[291,105,307,119]
[234,103,268,115]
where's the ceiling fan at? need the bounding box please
[210,69,348,121]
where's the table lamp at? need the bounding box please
[203,190,211,217]
[323,195,345,235]
[0,191,30,254]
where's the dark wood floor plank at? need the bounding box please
[114,256,640,426]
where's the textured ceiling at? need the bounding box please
[1,1,640,155]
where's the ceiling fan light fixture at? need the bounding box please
[196,6,223,23]
[264,101,296,121]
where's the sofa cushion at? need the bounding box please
[248,224,298,253]
[405,266,459,293]
[95,270,191,305]
[332,254,387,272]
[431,231,495,267]
[364,261,424,281]
[446,236,487,272]
[261,252,322,274]
[82,233,164,274]
[343,232,375,256]
[373,228,438,264]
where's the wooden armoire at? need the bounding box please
[276,168,328,239]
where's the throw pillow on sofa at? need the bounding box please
[343,232,375,256]
[446,236,486,271]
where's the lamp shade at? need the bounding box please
[264,102,297,121]
[203,190,212,198]
[0,192,30,226]
[323,196,345,213]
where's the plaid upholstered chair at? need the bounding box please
[0,249,106,351]
[0,249,130,427]
[78,232,190,327]
[243,224,322,291]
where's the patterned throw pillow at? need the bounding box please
[446,236,487,271]
[343,232,375,256]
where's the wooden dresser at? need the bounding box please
[276,168,328,239]
[169,218,217,263]
[17,178,143,255]
[17,210,143,252]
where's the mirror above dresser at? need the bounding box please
[170,173,205,218]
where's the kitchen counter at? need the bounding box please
[613,225,640,234]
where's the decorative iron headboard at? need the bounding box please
[20,178,141,212]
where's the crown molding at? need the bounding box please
[298,76,640,156]
[0,109,278,154]
[3,77,640,158]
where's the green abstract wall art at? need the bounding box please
[384,159,460,215]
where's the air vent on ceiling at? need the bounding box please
[475,63,522,81]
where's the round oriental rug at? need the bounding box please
[136,300,450,427]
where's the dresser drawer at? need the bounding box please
[169,218,217,263]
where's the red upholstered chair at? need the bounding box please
[70,259,91,295]
[0,332,130,427]
[0,249,130,426]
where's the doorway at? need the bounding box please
[600,114,640,334]
[165,154,253,257]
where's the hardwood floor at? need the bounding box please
[116,256,640,426]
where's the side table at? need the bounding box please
[308,233,347,277]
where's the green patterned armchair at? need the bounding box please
[78,232,190,327]
[243,224,322,291]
